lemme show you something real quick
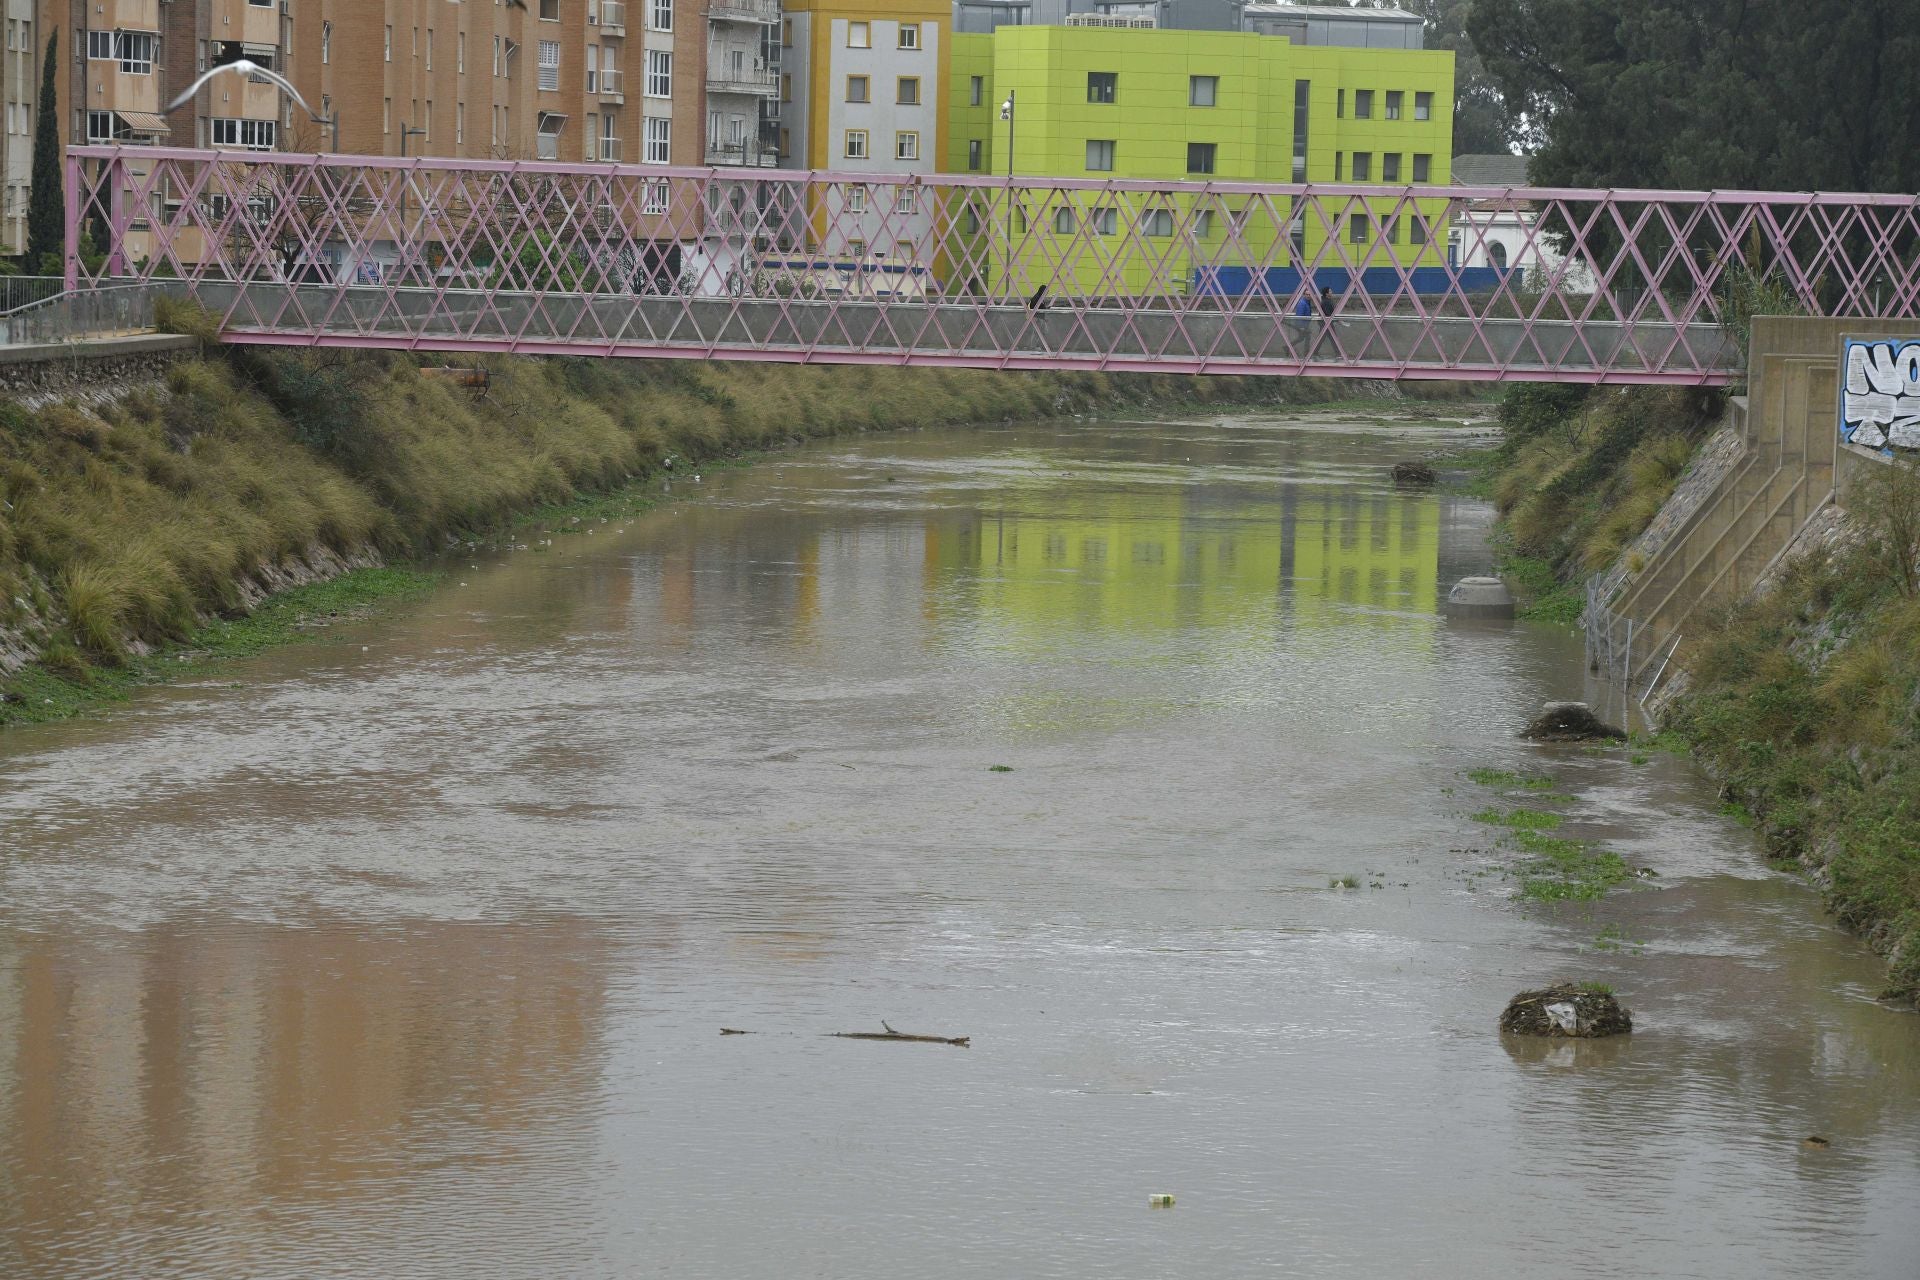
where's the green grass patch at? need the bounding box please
[1472,807,1564,830]
[1511,828,1634,902]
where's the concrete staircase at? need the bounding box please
[1592,316,1913,696]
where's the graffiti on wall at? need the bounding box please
[1841,338,1920,451]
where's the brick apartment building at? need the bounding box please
[0,0,792,269]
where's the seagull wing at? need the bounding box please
[165,65,224,114]
[164,62,312,118]
[253,66,314,117]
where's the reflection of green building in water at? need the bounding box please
[922,486,1440,639]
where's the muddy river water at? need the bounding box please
[1,407,1916,1278]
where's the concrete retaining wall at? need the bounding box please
[1595,316,1914,700]
[0,334,200,403]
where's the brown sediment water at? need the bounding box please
[0,407,1914,1278]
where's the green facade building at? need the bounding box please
[944,25,1455,298]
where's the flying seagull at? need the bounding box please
[167,57,313,116]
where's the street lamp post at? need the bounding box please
[399,123,427,157]
[999,90,1015,301]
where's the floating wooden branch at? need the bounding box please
[831,1021,970,1048]
[717,1022,969,1047]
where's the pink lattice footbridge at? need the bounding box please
[65,146,1920,383]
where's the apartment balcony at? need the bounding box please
[596,70,625,101]
[706,56,778,98]
[703,139,780,167]
[706,0,779,25]
[594,1,626,36]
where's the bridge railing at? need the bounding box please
[62,146,1920,382]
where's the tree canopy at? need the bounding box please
[1469,0,1920,192]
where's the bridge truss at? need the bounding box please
[65,146,1920,383]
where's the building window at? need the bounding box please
[538,41,560,91]
[1334,152,1342,181]
[895,131,918,160]
[963,206,980,235]
[967,138,982,171]
[1336,88,1344,118]
[848,21,869,48]
[209,117,277,150]
[1352,152,1372,181]
[1412,153,1431,183]
[644,181,670,214]
[645,116,670,163]
[458,33,465,73]
[1349,213,1369,244]
[651,0,672,32]
[457,102,464,146]
[647,50,671,98]
[897,77,919,105]
[1142,208,1173,237]
[847,240,866,258]
[1189,75,1217,107]
[846,74,869,103]
[424,100,433,140]
[246,0,269,8]
[1091,207,1117,235]
[844,129,868,159]
[1415,91,1432,121]
[1382,153,1400,182]
[540,0,559,19]
[896,189,916,214]
[86,30,112,60]
[1085,139,1114,172]
[85,110,114,143]
[1053,207,1075,235]
[845,185,868,213]
[426,29,433,70]
[780,74,792,103]
[600,131,620,161]
[116,31,154,74]
[1186,142,1216,175]
[322,21,331,64]
[1385,90,1402,120]
[1087,71,1116,104]
[782,19,792,46]
[384,98,391,133]
[1292,78,1309,184]
[1354,89,1373,119]
[968,76,983,108]
[535,112,564,159]
[1409,215,1428,246]
[385,25,392,61]
[897,23,919,49]
[1194,210,1214,239]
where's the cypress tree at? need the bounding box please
[26,30,62,272]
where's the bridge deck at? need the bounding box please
[203,284,1738,384]
[63,147,1920,384]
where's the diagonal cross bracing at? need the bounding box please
[63,146,1920,385]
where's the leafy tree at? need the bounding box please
[27,31,61,272]
[1469,0,1920,193]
